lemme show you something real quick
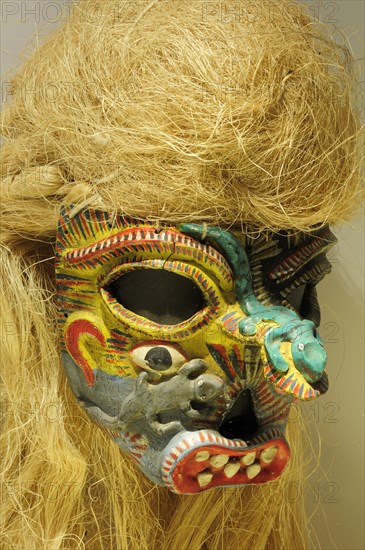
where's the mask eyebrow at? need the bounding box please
[57,227,234,292]
[268,228,337,283]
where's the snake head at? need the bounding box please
[265,319,327,383]
[291,320,327,382]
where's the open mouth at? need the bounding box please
[160,388,290,494]
[160,428,289,494]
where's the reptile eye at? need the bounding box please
[130,343,187,372]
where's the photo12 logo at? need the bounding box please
[1,1,75,24]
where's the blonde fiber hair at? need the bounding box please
[1,0,363,243]
[0,0,363,548]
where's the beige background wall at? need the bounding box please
[304,215,364,550]
[1,1,364,548]
[299,3,364,549]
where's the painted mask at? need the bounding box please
[55,206,335,494]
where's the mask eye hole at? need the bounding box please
[105,269,206,325]
[130,343,187,372]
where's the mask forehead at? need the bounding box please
[55,206,334,494]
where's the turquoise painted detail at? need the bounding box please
[180,224,327,383]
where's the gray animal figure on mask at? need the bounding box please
[181,224,327,384]
[86,359,224,435]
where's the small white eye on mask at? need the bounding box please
[130,342,187,379]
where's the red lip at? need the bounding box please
[161,430,290,494]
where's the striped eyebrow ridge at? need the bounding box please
[61,228,233,283]
[268,228,336,282]
[63,229,224,261]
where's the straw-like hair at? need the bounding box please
[1,0,363,245]
[0,0,363,548]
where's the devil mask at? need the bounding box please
[55,206,335,494]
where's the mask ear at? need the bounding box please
[64,312,109,386]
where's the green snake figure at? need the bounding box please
[181,224,327,384]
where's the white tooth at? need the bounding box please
[241,452,256,466]
[247,463,261,479]
[261,446,278,464]
[195,450,210,462]
[197,471,213,487]
[210,454,229,468]
[224,460,241,478]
